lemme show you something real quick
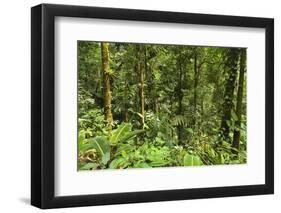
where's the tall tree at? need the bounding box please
[176,50,184,144]
[137,45,146,129]
[101,42,113,132]
[232,49,246,151]
[145,46,158,114]
[220,48,240,143]
[193,51,198,126]
[193,48,205,128]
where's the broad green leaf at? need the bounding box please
[118,130,145,144]
[79,143,94,153]
[183,154,203,166]
[114,143,135,156]
[110,123,132,144]
[109,158,126,169]
[87,136,110,156]
[110,123,145,144]
[101,152,110,165]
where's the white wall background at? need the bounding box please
[0,0,278,212]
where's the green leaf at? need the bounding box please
[226,120,231,127]
[219,153,225,164]
[109,158,126,169]
[101,152,110,165]
[183,154,203,166]
[78,131,85,146]
[121,150,127,158]
[87,136,110,156]
[134,162,151,168]
[148,160,168,167]
[186,128,194,134]
[110,123,145,144]
[110,123,132,144]
[79,143,93,153]
[172,115,187,126]
[119,130,145,143]
[80,163,98,170]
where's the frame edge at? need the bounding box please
[31,4,43,208]
[265,18,274,194]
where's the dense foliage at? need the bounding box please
[78,41,247,171]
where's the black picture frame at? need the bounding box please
[31,3,274,209]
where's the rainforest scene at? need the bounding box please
[78,41,247,171]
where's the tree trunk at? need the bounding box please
[220,48,240,143]
[146,52,158,114]
[232,49,246,152]
[123,84,129,122]
[193,52,198,126]
[137,45,145,129]
[177,55,184,144]
[101,42,113,132]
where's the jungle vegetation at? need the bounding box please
[78,41,247,171]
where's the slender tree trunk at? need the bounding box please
[177,56,184,144]
[140,57,145,128]
[145,50,158,114]
[220,49,240,143]
[101,42,113,132]
[193,52,198,126]
[123,83,129,122]
[154,98,158,114]
[201,99,204,127]
[137,45,145,129]
[232,49,246,152]
[95,67,102,94]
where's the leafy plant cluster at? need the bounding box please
[79,122,206,170]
